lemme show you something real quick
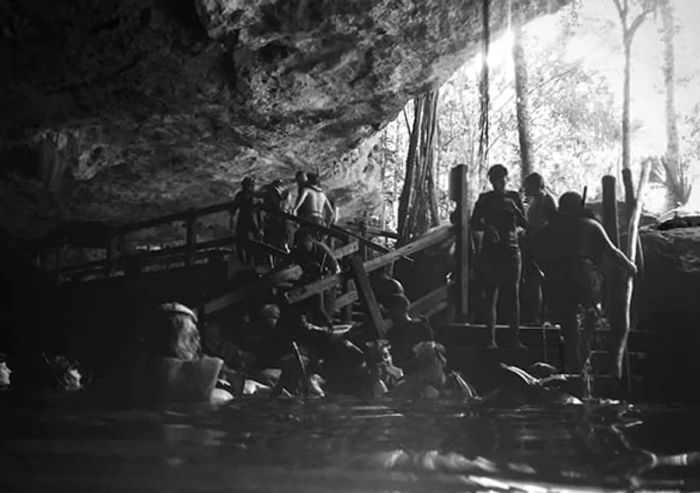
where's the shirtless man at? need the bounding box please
[293,173,335,231]
[531,192,636,372]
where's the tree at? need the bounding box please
[397,91,440,244]
[658,0,691,206]
[512,9,534,181]
[610,0,656,204]
[476,0,491,176]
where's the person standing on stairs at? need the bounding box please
[293,173,335,238]
[470,164,528,350]
[531,191,637,373]
[231,177,262,266]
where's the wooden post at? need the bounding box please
[621,168,635,225]
[601,176,620,247]
[185,209,196,267]
[349,254,385,338]
[614,159,651,381]
[343,279,355,323]
[450,165,469,321]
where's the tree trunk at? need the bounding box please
[660,0,688,206]
[512,20,534,182]
[397,91,440,244]
[477,0,490,175]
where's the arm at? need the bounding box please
[593,221,636,275]
[512,193,527,228]
[323,196,335,225]
[293,189,309,216]
[470,196,486,231]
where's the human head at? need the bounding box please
[487,164,508,192]
[385,293,411,322]
[295,171,307,185]
[558,192,584,217]
[258,304,280,331]
[149,302,201,361]
[412,341,447,387]
[0,354,11,387]
[523,172,545,196]
[306,173,320,187]
[294,228,315,251]
[241,177,255,191]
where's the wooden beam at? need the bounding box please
[451,165,469,320]
[364,224,453,273]
[409,285,449,317]
[348,254,386,338]
[334,288,359,311]
[185,209,196,267]
[284,274,343,304]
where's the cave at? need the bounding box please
[2,0,700,491]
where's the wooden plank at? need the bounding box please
[285,274,342,304]
[452,164,469,320]
[334,289,358,311]
[330,240,359,259]
[349,254,385,338]
[364,224,453,273]
[409,285,449,317]
[185,210,196,267]
[274,210,397,258]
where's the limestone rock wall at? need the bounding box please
[0,0,569,239]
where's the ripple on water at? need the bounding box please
[1,393,700,492]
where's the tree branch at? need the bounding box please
[628,8,653,39]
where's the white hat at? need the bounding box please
[158,302,198,323]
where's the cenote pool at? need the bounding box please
[1,394,699,492]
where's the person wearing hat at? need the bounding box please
[470,164,527,349]
[531,192,636,372]
[231,176,262,265]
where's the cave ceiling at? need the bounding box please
[0,0,570,240]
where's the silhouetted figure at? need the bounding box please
[261,179,291,261]
[531,192,636,372]
[522,172,557,323]
[289,229,340,329]
[383,294,434,369]
[231,177,261,265]
[470,164,527,349]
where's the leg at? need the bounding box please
[506,252,524,348]
[483,281,499,349]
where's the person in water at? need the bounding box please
[470,164,527,349]
[0,354,11,390]
[391,341,478,400]
[531,192,637,372]
[293,173,335,232]
[383,293,434,369]
[133,302,232,402]
[521,172,557,324]
[231,177,262,265]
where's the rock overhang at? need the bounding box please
[0,0,571,240]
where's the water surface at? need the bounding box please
[1,393,699,492]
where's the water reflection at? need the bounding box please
[0,394,699,492]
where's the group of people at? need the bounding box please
[230,171,336,266]
[470,164,637,372]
